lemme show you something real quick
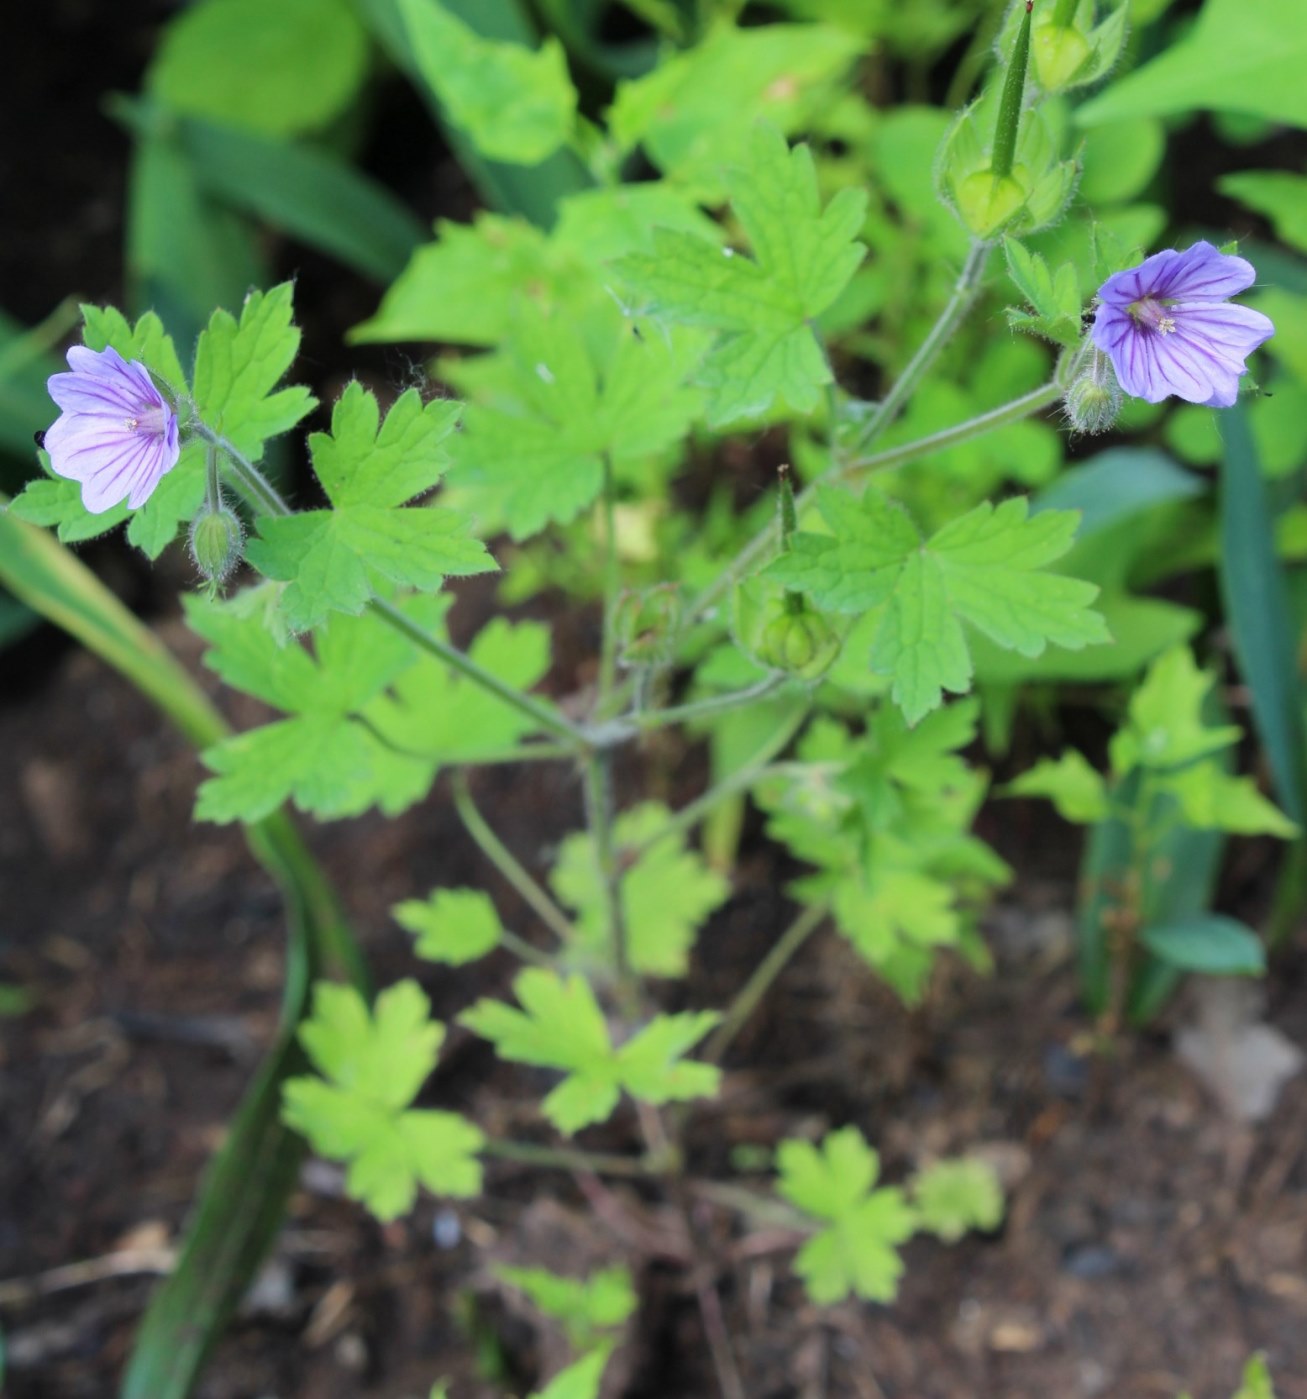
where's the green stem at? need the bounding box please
[627,704,810,863]
[451,772,577,945]
[842,238,993,461]
[370,597,587,747]
[203,444,222,514]
[480,1138,652,1177]
[191,422,292,520]
[582,749,635,1007]
[703,902,828,1065]
[836,378,1064,481]
[627,675,789,735]
[597,453,620,712]
[991,1,1033,181]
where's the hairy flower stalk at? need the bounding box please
[44,346,181,512]
[1092,241,1274,406]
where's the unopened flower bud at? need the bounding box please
[1033,20,1093,92]
[614,583,681,668]
[757,606,840,680]
[189,501,244,585]
[1063,351,1122,435]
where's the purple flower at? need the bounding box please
[1091,241,1274,408]
[44,345,181,513]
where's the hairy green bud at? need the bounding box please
[1063,351,1122,435]
[614,583,681,668]
[188,501,244,585]
[757,606,840,680]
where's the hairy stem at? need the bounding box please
[596,453,620,713]
[842,238,993,460]
[451,772,577,945]
[582,749,636,1008]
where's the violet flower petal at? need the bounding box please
[1091,242,1273,409]
[43,345,181,514]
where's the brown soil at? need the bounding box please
[3,607,1307,1399]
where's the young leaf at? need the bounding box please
[192,283,316,462]
[188,594,415,822]
[550,802,730,977]
[911,1158,1004,1242]
[1140,916,1266,977]
[769,487,1107,723]
[282,981,484,1221]
[453,310,701,540]
[1007,750,1110,824]
[776,1127,917,1305]
[1003,237,1083,346]
[496,1266,636,1351]
[1234,1354,1277,1399]
[1158,766,1299,839]
[399,0,577,164]
[531,1349,612,1399]
[1108,646,1241,775]
[460,969,720,1134]
[244,383,493,630]
[614,125,867,425]
[395,888,504,966]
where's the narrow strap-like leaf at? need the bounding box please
[1217,399,1307,826]
[0,506,368,1398]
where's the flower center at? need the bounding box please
[1128,296,1178,336]
[124,406,168,438]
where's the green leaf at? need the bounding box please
[1139,916,1266,977]
[395,887,504,966]
[1077,0,1307,129]
[607,23,861,185]
[911,1158,1005,1242]
[174,110,426,283]
[0,982,32,1017]
[1217,400,1307,828]
[1219,172,1307,257]
[398,0,577,164]
[189,595,417,822]
[460,968,720,1134]
[614,125,867,425]
[1007,751,1110,824]
[531,1349,612,1399]
[496,1266,635,1351]
[245,384,493,629]
[776,1127,916,1305]
[148,0,370,138]
[1234,1354,1277,1399]
[453,310,701,540]
[550,802,730,977]
[352,214,559,348]
[770,487,1107,724]
[1158,765,1299,839]
[1003,237,1082,347]
[283,980,484,1220]
[1109,646,1241,775]
[192,283,315,463]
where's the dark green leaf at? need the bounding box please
[1140,915,1267,977]
[1217,400,1307,826]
